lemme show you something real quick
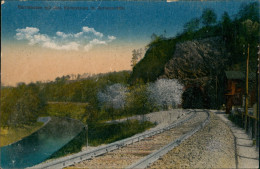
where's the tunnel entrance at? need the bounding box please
[182,86,208,109]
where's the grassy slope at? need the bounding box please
[89,120,155,146]
[43,102,88,123]
[0,122,43,147]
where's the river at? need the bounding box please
[0,117,85,168]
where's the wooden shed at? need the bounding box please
[225,71,256,114]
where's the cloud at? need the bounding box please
[15,26,116,51]
[108,35,116,42]
[43,41,80,51]
[30,34,50,45]
[16,27,39,41]
[84,39,107,51]
[82,26,103,38]
[56,31,72,38]
[74,32,83,38]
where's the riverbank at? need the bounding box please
[0,122,43,147]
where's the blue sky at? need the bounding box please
[2,0,251,46]
[1,0,255,86]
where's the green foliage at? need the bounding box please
[88,120,154,146]
[1,71,130,127]
[129,38,176,83]
[201,8,217,27]
[222,2,259,71]
[44,71,130,103]
[44,102,88,122]
[125,81,151,116]
[221,12,233,45]
[131,48,143,68]
[183,17,200,33]
[238,2,259,22]
[1,84,46,127]
[241,19,259,43]
[0,122,43,147]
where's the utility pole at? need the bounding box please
[257,45,260,149]
[245,44,249,131]
[86,124,88,148]
[216,76,218,109]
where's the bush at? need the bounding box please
[88,120,154,146]
[44,102,88,123]
[125,82,151,116]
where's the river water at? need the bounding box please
[0,117,85,168]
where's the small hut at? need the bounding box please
[225,71,256,114]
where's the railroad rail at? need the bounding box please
[29,110,196,169]
[68,110,209,169]
[126,109,210,169]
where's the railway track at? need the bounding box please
[30,110,195,169]
[66,110,209,169]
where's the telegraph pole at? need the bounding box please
[86,124,88,148]
[257,45,260,149]
[244,44,249,131]
[216,75,218,109]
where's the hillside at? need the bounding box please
[162,37,228,86]
[129,2,259,108]
[129,37,177,84]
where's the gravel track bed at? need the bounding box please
[148,111,236,169]
[67,111,208,169]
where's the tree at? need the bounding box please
[201,8,217,27]
[241,19,259,43]
[183,17,200,33]
[221,2,259,70]
[97,83,127,110]
[222,12,231,25]
[126,81,150,121]
[147,79,183,110]
[85,105,99,125]
[1,83,46,127]
[131,48,143,68]
[97,83,128,120]
[147,33,165,48]
[221,12,232,43]
[1,87,16,127]
[238,2,259,22]
[240,19,260,72]
[131,49,139,68]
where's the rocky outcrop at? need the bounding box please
[161,37,228,86]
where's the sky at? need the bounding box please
[1,0,253,86]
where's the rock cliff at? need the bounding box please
[161,37,229,86]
